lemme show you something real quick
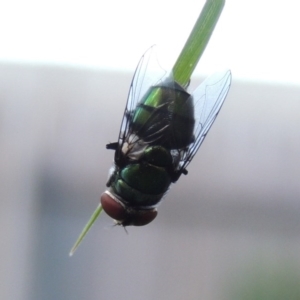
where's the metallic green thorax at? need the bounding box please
[111,145,172,207]
[108,79,195,207]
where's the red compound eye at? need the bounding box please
[100,192,127,222]
[101,191,158,226]
[129,209,158,226]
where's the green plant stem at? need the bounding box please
[69,204,103,256]
[172,0,225,87]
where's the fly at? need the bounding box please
[70,0,231,256]
[101,50,231,226]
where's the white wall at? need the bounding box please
[1,0,300,84]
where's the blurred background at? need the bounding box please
[1,0,300,299]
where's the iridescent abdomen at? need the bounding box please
[132,80,195,149]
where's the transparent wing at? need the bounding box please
[178,70,232,172]
[116,46,167,159]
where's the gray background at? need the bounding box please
[1,63,300,300]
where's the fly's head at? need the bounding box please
[100,191,157,226]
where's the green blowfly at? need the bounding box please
[70,0,231,256]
